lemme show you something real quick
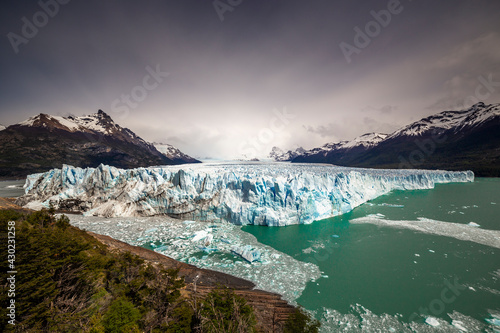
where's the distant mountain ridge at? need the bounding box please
[298,132,389,160]
[0,110,199,179]
[278,102,500,176]
[386,102,500,139]
[269,146,306,162]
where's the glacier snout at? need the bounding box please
[17,163,474,226]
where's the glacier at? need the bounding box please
[17,162,474,226]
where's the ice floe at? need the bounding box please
[68,215,320,302]
[350,216,500,249]
[319,305,491,332]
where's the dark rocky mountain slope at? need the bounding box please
[0,110,199,179]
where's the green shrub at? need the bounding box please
[199,288,256,333]
[0,209,22,223]
[102,298,141,333]
[0,209,192,332]
[284,307,320,333]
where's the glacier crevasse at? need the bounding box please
[17,162,474,226]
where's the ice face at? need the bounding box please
[18,162,474,226]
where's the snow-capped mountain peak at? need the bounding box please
[14,110,154,147]
[388,102,500,139]
[286,101,500,176]
[1,109,201,178]
[12,110,201,164]
[18,110,120,135]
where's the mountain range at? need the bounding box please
[269,146,307,162]
[0,110,199,179]
[273,102,500,177]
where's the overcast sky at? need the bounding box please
[1,0,499,159]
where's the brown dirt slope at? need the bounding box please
[0,197,32,214]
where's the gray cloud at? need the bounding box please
[1,0,499,159]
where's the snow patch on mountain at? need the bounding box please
[387,102,500,139]
[341,132,388,149]
[17,163,474,226]
[17,110,139,139]
[15,110,162,150]
[287,102,499,162]
[289,132,388,160]
[153,142,198,162]
[0,124,5,131]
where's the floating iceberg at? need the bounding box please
[425,317,440,327]
[192,230,210,242]
[231,245,261,263]
[18,162,474,226]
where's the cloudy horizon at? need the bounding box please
[1,0,499,159]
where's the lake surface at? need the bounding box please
[0,179,25,197]
[243,178,500,331]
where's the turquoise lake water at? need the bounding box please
[0,180,25,197]
[243,178,500,331]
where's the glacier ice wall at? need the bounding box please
[17,162,474,226]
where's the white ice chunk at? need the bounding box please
[231,245,261,263]
[425,317,440,327]
[192,230,209,242]
[452,320,468,331]
[485,314,500,327]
